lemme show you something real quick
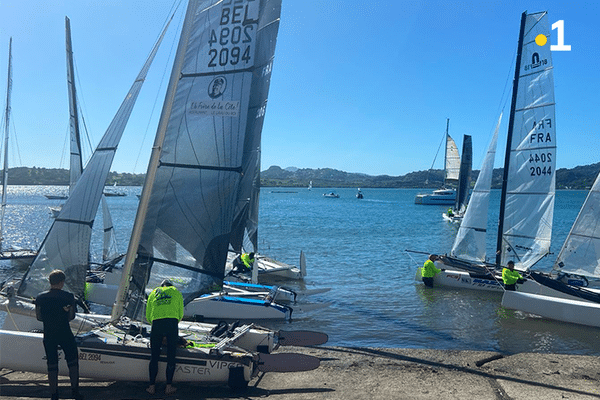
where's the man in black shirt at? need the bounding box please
[35,269,83,400]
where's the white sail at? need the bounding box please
[445,134,460,183]
[114,0,282,321]
[18,20,170,299]
[553,169,600,277]
[101,196,119,262]
[499,11,556,270]
[451,114,501,262]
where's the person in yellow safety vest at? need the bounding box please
[447,207,454,217]
[145,280,183,396]
[421,254,442,288]
[241,252,255,270]
[502,260,523,291]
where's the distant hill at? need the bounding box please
[2,163,599,190]
[1,167,145,186]
[261,163,600,190]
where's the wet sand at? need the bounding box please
[2,346,600,399]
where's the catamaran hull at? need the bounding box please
[414,267,590,297]
[501,291,600,328]
[0,296,277,353]
[0,330,253,385]
[185,296,291,321]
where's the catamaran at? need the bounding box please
[1,0,325,388]
[442,134,472,222]
[502,166,600,327]
[415,11,559,294]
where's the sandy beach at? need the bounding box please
[2,346,600,399]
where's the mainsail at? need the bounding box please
[18,19,171,299]
[497,11,556,270]
[553,169,600,278]
[454,134,472,214]
[445,133,460,185]
[450,115,501,262]
[113,0,282,321]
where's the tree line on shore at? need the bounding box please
[3,163,599,190]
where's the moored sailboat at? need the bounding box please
[415,118,459,205]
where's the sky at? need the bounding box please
[0,0,599,177]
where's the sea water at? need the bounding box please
[1,186,599,356]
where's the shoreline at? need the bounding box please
[2,346,600,399]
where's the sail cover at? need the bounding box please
[120,0,281,318]
[18,21,169,299]
[451,115,501,262]
[500,11,556,270]
[445,134,460,183]
[553,169,600,277]
[455,135,472,213]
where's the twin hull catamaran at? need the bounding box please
[1,0,325,387]
[418,11,558,295]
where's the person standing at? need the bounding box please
[35,269,83,400]
[502,260,523,291]
[145,280,184,396]
[421,254,441,288]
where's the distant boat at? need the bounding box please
[44,194,68,200]
[308,181,312,190]
[323,192,339,198]
[415,118,458,205]
[103,182,126,196]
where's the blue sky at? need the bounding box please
[0,1,598,177]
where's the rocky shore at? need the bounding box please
[2,346,600,399]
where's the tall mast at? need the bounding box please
[112,2,195,321]
[1,38,12,249]
[496,11,527,266]
[65,16,83,193]
[443,118,449,186]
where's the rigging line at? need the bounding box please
[132,2,184,175]
[73,58,95,163]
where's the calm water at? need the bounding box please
[2,185,600,356]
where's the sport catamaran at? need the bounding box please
[414,11,559,294]
[1,1,325,388]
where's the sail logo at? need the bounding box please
[524,52,548,71]
[208,76,227,99]
[189,100,240,117]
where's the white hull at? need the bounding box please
[0,329,254,386]
[415,189,456,205]
[501,291,600,328]
[415,267,600,300]
[442,212,462,223]
[0,296,277,353]
[185,295,291,321]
